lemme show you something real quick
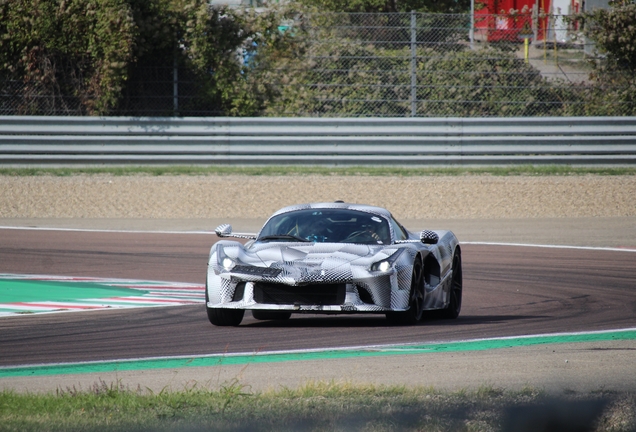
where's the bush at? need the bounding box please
[0,0,306,116]
[0,0,134,115]
[576,2,636,75]
[266,37,574,117]
[570,2,636,116]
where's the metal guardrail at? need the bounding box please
[1,116,636,165]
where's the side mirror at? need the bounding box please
[420,230,439,245]
[215,224,233,237]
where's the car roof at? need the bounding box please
[269,202,393,220]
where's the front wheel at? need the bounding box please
[441,249,462,319]
[207,307,245,326]
[386,257,424,325]
[205,284,244,326]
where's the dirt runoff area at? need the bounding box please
[2,174,636,248]
[2,174,636,219]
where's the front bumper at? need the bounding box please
[207,273,410,313]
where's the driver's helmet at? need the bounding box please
[298,214,327,237]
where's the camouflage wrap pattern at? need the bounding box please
[207,203,459,315]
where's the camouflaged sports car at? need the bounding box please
[206,202,462,326]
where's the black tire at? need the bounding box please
[207,307,245,326]
[441,249,462,319]
[251,310,292,321]
[386,257,424,325]
[205,283,244,326]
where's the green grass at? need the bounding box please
[1,165,635,177]
[0,380,634,432]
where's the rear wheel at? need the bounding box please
[251,310,292,321]
[441,249,462,319]
[386,257,424,325]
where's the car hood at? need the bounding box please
[226,242,399,284]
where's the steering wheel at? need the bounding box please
[344,230,373,241]
[286,223,299,236]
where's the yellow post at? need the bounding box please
[524,37,529,63]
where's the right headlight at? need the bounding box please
[369,249,404,273]
[371,260,392,272]
[221,257,235,271]
[216,246,236,271]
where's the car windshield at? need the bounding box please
[258,209,391,245]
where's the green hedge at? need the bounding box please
[1,1,634,117]
[0,0,305,116]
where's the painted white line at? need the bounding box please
[463,241,636,253]
[0,225,215,235]
[0,274,206,317]
[2,225,635,252]
[121,285,204,290]
[0,273,205,288]
[103,296,202,303]
[221,326,636,358]
[147,292,204,298]
[3,327,635,371]
[0,306,140,318]
[0,301,201,317]
[0,304,88,311]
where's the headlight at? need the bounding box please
[216,246,236,271]
[370,249,405,273]
[371,261,391,272]
[221,257,235,271]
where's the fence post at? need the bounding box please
[470,0,475,49]
[532,3,538,42]
[410,10,417,117]
[173,50,179,116]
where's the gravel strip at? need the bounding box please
[1,175,635,219]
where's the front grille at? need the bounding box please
[253,283,346,306]
[232,282,246,301]
[232,265,282,278]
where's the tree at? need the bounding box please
[570,1,636,115]
[576,2,636,75]
[0,0,135,115]
[293,0,470,13]
[0,0,306,116]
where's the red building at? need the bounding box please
[474,0,580,42]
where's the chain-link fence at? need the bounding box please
[0,64,223,117]
[267,12,632,117]
[1,12,633,117]
[0,78,86,116]
[117,66,224,117]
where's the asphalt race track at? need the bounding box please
[1,228,635,368]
